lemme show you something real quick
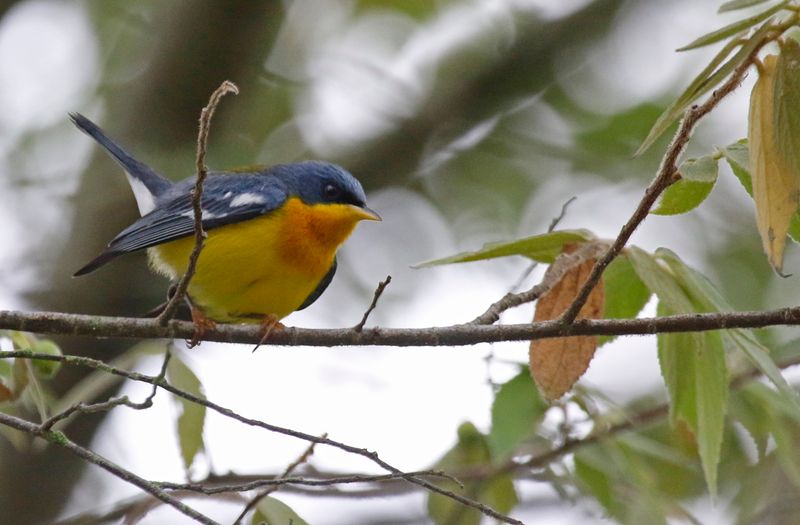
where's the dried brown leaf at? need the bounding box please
[529,251,604,401]
[749,53,800,273]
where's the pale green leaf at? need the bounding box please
[599,254,652,346]
[693,330,727,498]
[637,22,771,156]
[619,434,696,468]
[428,422,518,525]
[657,303,701,428]
[729,386,771,458]
[0,359,12,383]
[488,369,547,462]
[414,229,595,267]
[656,303,727,497]
[678,1,788,52]
[652,179,716,215]
[719,0,773,13]
[627,247,694,312]
[30,340,61,379]
[682,155,721,182]
[574,448,619,516]
[168,355,206,471]
[721,140,753,194]
[657,248,800,414]
[252,496,310,525]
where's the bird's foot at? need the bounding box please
[188,307,216,348]
[252,314,285,352]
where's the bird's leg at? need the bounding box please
[252,314,285,352]
[188,305,216,348]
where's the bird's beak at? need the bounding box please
[350,204,382,222]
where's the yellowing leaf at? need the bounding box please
[749,54,800,273]
[529,251,604,401]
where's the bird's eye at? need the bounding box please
[323,183,340,200]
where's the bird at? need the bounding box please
[71,112,380,335]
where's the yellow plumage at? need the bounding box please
[148,197,370,322]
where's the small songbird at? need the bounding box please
[71,113,380,330]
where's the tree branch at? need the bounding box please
[4,306,800,347]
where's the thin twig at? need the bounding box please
[558,48,760,324]
[354,276,392,332]
[232,436,323,524]
[0,412,219,525]
[158,469,458,495]
[39,349,171,430]
[157,81,239,325]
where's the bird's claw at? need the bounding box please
[252,314,285,352]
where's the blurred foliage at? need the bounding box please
[4,0,800,524]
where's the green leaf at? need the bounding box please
[637,22,772,156]
[729,386,771,459]
[251,496,310,525]
[0,359,12,383]
[30,340,62,379]
[630,248,728,495]
[657,304,727,497]
[652,156,719,215]
[574,447,620,516]
[678,1,788,52]
[414,229,595,267]
[599,254,652,346]
[488,369,547,462]
[428,422,518,525]
[721,140,753,194]
[679,155,721,182]
[719,0,774,13]
[652,180,715,215]
[657,248,800,415]
[167,354,206,471]
[656,304,701,427]
[692,329,727,499]
[627,247,694,312]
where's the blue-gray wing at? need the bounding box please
[74,173,287,275]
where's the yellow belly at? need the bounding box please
[148,197,363,322]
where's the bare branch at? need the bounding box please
[157,81,239,325]
[5,306,800,347]
[353,275,392,332]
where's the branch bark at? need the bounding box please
[3,306,800,347]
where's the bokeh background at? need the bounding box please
[0,0,796,523]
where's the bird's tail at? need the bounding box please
[69,113,172,216]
